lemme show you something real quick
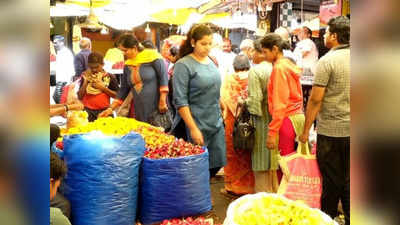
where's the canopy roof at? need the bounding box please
[50,0,258,31]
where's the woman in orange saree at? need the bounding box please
[220,55,255,195]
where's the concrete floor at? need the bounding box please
[201,172,345,225]
[203,174,238,224]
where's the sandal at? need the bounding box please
[220,188,242,197]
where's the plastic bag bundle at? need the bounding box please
[148,110,173,131]
[139,150,212,225]
[63,132,145,225]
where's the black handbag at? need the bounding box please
[232,102,255,152]
[148,110,173,132]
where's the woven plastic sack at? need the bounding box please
[139,150,212,225]
[223,192,337,225]
[278,142,322,208]
[62,132,145,225]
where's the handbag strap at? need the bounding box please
[298,142,311,155]
[234,102,243,120]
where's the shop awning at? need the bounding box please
[50,3,89,17]
[150,8,198,25]
[65,0,111,8]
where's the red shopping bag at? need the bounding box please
[278,142,322,208]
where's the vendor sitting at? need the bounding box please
[78,52,119,122]
[50,152,71,225]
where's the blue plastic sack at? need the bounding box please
[139,150,212,225]
[63,132,145,225]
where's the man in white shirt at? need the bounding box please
[210,33,235,82]
[54,35,75,83]
[294,26,319,84]
[294,26,319,109]
[274,26,297,63]
[222,38,236,72]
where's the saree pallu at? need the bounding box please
[221,73,254,194]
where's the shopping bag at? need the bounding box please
[278,142,322,208]
[60,81,80,104]
[148,109,173,131]
[116,90,133,117]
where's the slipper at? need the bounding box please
[220,188,241,197]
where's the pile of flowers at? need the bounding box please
[232,194,336,225]
[160,217,218,225]
[65,117,175,148]
[66,110,89,129]
[144,139,204,159]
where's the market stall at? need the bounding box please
[54,115,213,225]
[50,1,345,224]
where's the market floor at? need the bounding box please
[138,170,346,225]
[201,171,346,225]
[201,171,240,224]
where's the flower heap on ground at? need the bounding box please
[160,217,218,225]
[232,194,336,225]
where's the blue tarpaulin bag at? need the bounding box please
[62,132,145,225]
[139,149,212,225]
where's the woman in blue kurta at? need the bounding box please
[172,24,226,177]
[99,35,169,122]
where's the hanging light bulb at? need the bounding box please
[266,3,273,11]
[80,0,102,31]
[100,25,109,35]
[145,24,151,33]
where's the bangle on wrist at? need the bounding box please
[64,104,69,112]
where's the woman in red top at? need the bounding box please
[261,33,304,181]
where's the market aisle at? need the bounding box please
[205,171,345,225]
[204,171,239,224]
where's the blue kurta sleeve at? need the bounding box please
[172,62,191,109]
[116,66,132,100]
[152,58,169,88]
